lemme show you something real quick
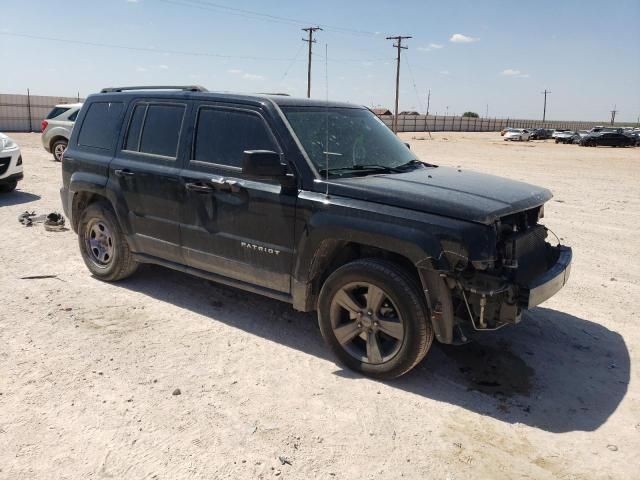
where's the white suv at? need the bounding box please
[41,103,82,161]
[0,133,23,192]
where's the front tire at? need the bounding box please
[78,202,138,281]
[52,139,68,162]
[0,180,17,193]
[318,259,433,379]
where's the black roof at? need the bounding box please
[94,86,362,110]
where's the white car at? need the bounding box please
[504,129,531,141]
[0,133,23,192]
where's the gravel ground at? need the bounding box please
[1,132,638,479]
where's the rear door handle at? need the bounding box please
[185,182,214,193]
[114,169,135,177]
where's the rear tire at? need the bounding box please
[318,258,433,379]
[0,180,17,193]
[52,139,68,162]
[78,202,138,281]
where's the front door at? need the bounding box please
[179,103,296,293]
[110,100,188,263]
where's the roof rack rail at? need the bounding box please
[257,92,290,96]
[100,85,208,93]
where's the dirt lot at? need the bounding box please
[1,132,638,479]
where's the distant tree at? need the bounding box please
[462,111,479,118]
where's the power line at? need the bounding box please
[302,27,322,98]
[155,0,380,37]
[386,35,412,133]
[278,43,306,84]
[401,50,424,112]
[0,31,297,61]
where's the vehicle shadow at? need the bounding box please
[0,190,41,207]
[115,265,629,434]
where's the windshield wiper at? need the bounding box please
[318,164,403,177]
[395,159,438,170]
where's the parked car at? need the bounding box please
[530,128,552,140]
[551,129,568,139]
[555,131,581,144]
[500,127,516,136]
[41,103,82,161]
[61,85,572,379]
[624,130,640,146]
[580,132,634,147]
[503,128,531,141]
[0,132,23,192]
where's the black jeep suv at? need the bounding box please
[60,86,572,379]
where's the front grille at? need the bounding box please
[504,225,550,284]
[0,157,11,176]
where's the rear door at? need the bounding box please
[179,102,296,293]
[109,99,189,263]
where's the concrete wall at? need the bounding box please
[377,115,610,133]
[0,93,82,132]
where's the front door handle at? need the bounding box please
[210,176,243,193]
[114,169,135,177]
[185,182,214,193]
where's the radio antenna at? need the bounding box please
[324,43,330,198]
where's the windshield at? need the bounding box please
[282,107,421,176]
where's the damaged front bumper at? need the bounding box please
[522,245,572,309]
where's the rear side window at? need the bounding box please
[124,103,185,158]
[68,110,79,122]
[77,102,124,150]
[193,108,275,167]
[46,107,70,119]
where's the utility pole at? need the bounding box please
[386,35,412,133]
[541,89,551,122]
[610,105,618,125]
[426,89,431,116]
[485,103,489,118]
[302,26,322,98]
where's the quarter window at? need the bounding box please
[193,108,275,167]
[77,102,124,150]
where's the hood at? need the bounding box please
[323,166,552,225]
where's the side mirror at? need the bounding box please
[242,150,286,178]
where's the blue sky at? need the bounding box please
[2,0,639,122]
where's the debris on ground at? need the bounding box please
[172,388,182,396]
[18,211,66,231]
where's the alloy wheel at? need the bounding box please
[329,282,405,364]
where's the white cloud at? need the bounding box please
[439,70,450,75]
[158,64,169,70]
[227,68,242,74]
[501,68,530,78]
[501,69,521,76]
[449,33,479,43]
[418,43,443,52]
[242,73,264,80]
[135,66,147,72]
[126,0,140,3]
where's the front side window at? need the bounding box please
[123,103,185,158]
[77,102,124,150]
[193,108,276,167]
[282,107,420,176]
